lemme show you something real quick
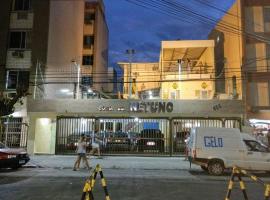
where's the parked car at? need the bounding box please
[105,132,131,151]
[137,129,165,152]
[0,142,30,169]
[173,131,190,152]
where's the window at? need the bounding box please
[244,140,269,153]
[84,12,95,24]
[14,0,31,11]
[9,31,31,49]
[81,76,93,87]
[82,55,93,66]
[83,35,94,49]
[6,70,29,90]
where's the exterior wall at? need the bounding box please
[0,0,13,91]
[27,99,244,118]
[162,74,214,100]
[31,0,50,68]
[45,0,85,99]
[27,113,57,155]
[34,118,56,154]
[215,0,243,99]
[93,2,109,92]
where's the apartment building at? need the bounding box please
[243,0,270,120]
[0,0,108,100]
[209,0,270,122]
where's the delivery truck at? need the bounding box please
[188,127,270,175]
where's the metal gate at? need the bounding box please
[56,116,241,156]
[56,117,95,154]
[97,118,170,155]
[0,117,28,148]
[172,118,241,154]
[56,117,170,155]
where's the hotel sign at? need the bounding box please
[129,102,173,113]
[98,101,174,113]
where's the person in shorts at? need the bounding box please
[73,134,90,171]
[90,131,101,158]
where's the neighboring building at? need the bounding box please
[0,0,108,149]
[208,0,244,101]
[118,62,160,99]
[0,0,109,100]
[243,0,270,120]
[160,40,216,100]
[119,40,240,101]
[210,0,270,122]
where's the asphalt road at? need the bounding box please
[0,168,267,200]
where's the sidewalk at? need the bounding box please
[27,155,200,170]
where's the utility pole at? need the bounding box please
[177,59,183,80]
[71,60,81,99]
[126,49,135,99]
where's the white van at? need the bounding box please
[188,127,270,175]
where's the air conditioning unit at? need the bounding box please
[17,12,28,20]
[12,51,24,58]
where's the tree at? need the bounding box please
[0,88,29,117]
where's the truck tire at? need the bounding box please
[200,166,208,171]
[208,160,224,176]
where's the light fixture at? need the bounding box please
[60,89,70,93]
[88,88,93,93]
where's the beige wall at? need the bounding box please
[34,118,56,154]
[216,0,243,99]
[45,0,84,99]
[162,74,214,100]
[93,4,108,92]
[27,113,57,155]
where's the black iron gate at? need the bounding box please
[97,118,170,155]
[56,116,241,156]
[56,117,95,154]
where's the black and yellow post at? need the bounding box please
[225,168,235,200]
[225,167,248,200]
[81,164,111,200]
[265,184,270,200]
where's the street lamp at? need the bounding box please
[126,49,135,99]
[71,59,81,99]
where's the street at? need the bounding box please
[0,156,268,200]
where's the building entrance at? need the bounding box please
[56,116,241,156]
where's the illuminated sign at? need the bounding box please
[129,102,173,113]
[98,102,174,113]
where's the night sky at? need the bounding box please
[103,0,235,72]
